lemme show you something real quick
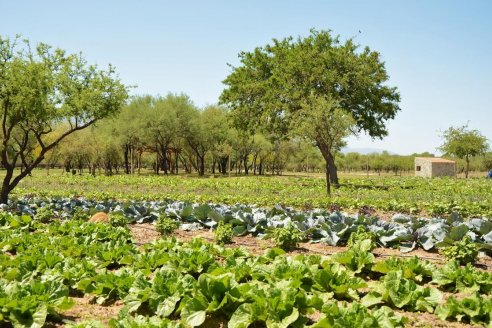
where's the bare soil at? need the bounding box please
[129,224,492,269]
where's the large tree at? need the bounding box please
[0,36,128,203]
[439,125,489,178]
[220,29,400,194]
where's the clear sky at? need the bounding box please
[1,0,491,155]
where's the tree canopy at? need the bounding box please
[0,36,128,202]
[220,29,400,193]
[439,125,489,178]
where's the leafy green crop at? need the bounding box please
[156,216,179,236]
[332,239,375,273]
[362,271,442,313]
[312,263,367,300]
[432,260,492,294]
[315,302,407,328]
[109,212,128,227]
[439,236,479,264]
[214,221,234,245]
[271,223,303,250]
[372,256,436,283]
[435,293,492,325]
[34,206,54,223]
[124,268,194,317]
[347,225,377,250]
[0,206,491,327]
[0,276,74,327]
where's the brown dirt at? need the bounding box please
[129,224,492,270]
[401,310,481,328]
[46,296,123,326]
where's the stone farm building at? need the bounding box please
[415,157,456,177]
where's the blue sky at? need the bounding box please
[1,0,491,155]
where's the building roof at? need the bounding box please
[415,157,455,163]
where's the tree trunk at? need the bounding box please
[465,155,470,178]
[175,149,179,175]
[0,168,14,204]
[198,155,205,176]
[326,153,339,188]
[316,139,338,195]
[244,155,249,175]
[325,161,331,195]
[124,144,130,174]
[161,147,169,175]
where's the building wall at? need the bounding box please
[415,158,433,177]
[415,158,455,177]
[431,162,455,177]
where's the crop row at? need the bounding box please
[1,212,492,327]
[4,197,492,253]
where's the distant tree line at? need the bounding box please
[33,94,491,177]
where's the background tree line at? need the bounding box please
[37,94,492,177]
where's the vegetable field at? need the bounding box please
[1,196,492,327]
[1,173,491,327]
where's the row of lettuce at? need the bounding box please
[1,213,492,327]
[4,197,492,254]
[14,174,492,218]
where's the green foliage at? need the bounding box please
[220,29,400,193]
[71,207,90,221]
[362,271,442,313]
[109,213,128,228]
[0,35,128,203]
[214,221,234,245]
[312,263,367,300]
[0,207,491,327]
[12,173,492,218]
[372,256,436,283]
[317,302,407,328]
[34,206,54,223]
[435,293,492,325]
[109,308,185,328]
[432,261,492,294]
[156,216,179,236]
[0,276,74,327]
[124,268,194,317]
[439,236,479,265]
[347,226,377,250]
[439,125,489,178]
[332,239,375,273]
[271,223,303,250]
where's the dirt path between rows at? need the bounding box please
[129,223,492,270]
